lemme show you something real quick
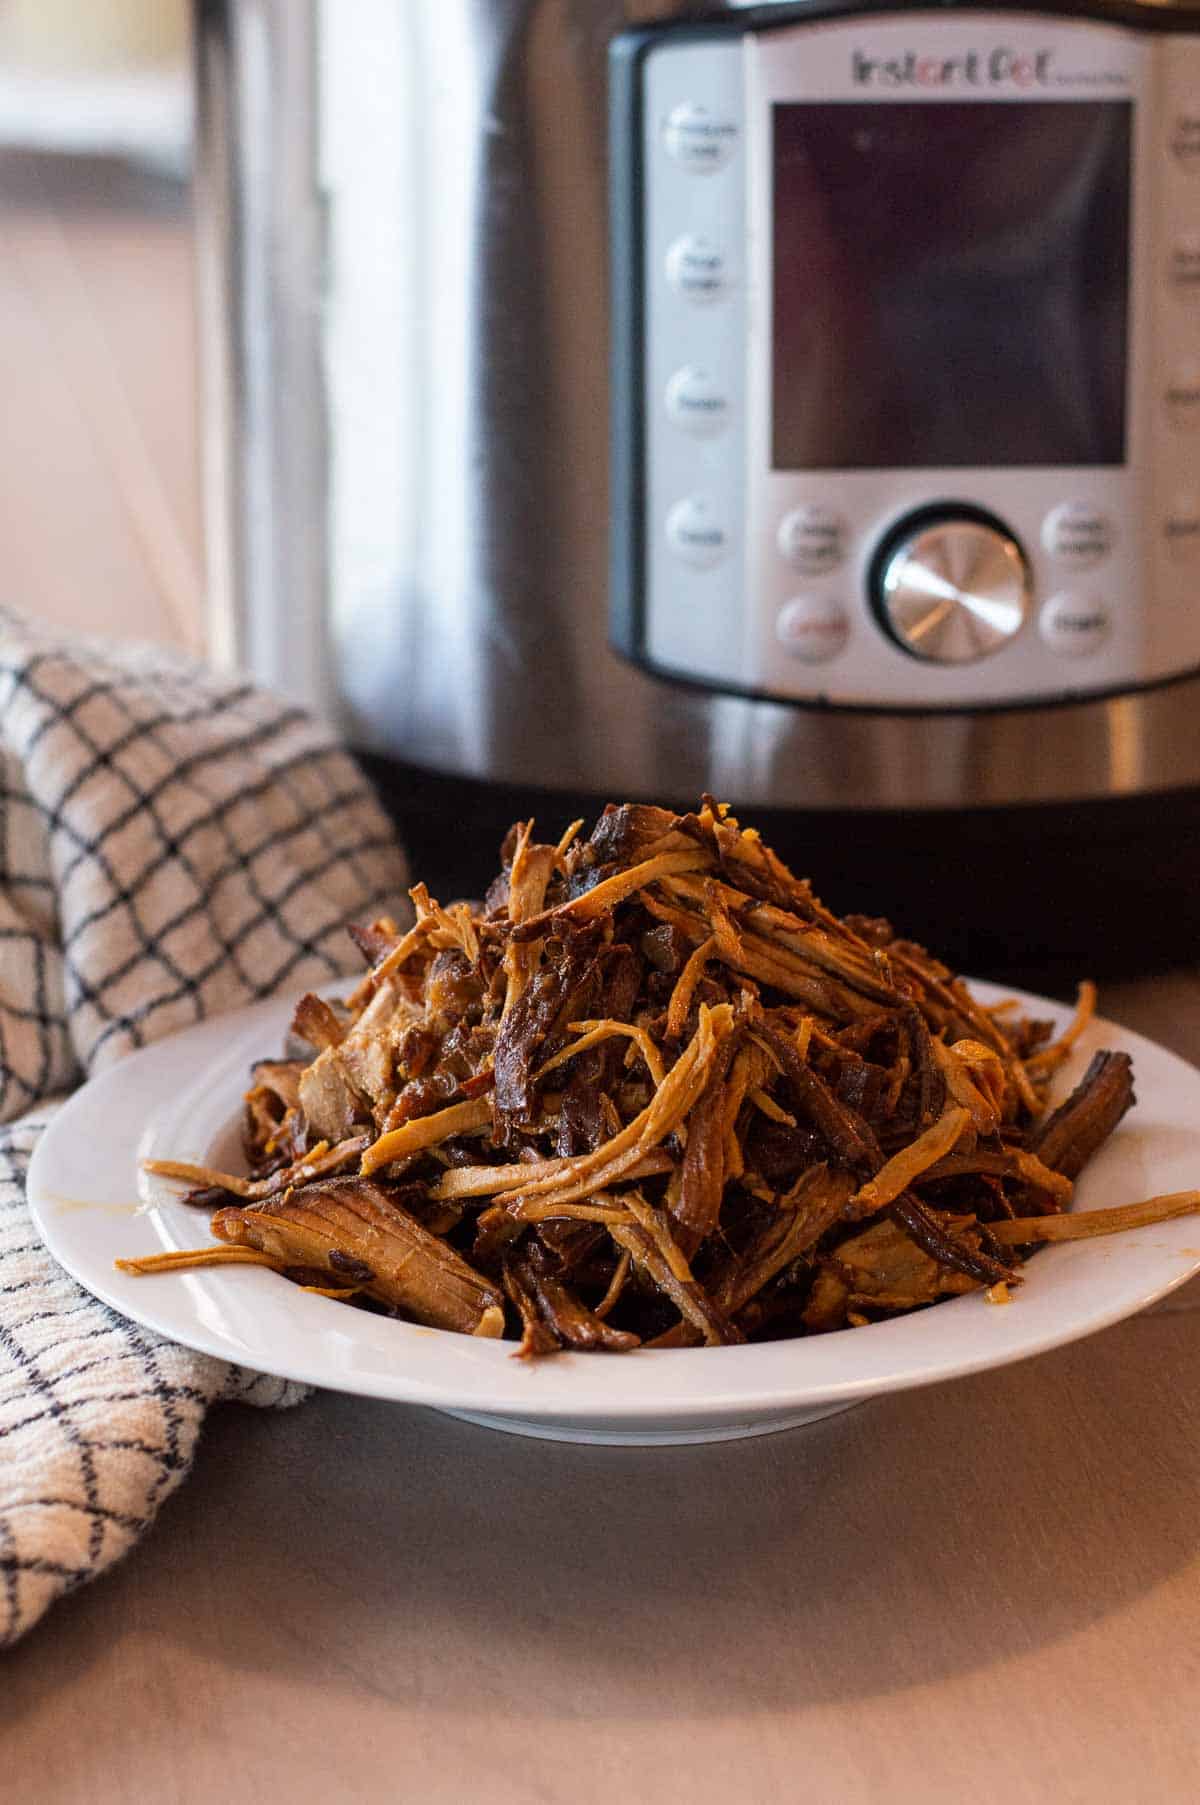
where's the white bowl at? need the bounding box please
[27,983,1200,1445]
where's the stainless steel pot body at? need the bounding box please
[193,0,1200,811]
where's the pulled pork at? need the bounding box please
[128,798,1168,1354]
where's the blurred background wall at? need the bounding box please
[0,0,203,654]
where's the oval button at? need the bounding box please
[663,103,739,172]
[776,596,850,663]
[666,497,728,569]
[778,506,847,576]
[665,366,729,437]
[1039,592,1111,658]
[1041,502,1113,569]
[665,235,730,304]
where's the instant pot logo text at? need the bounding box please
[851,47,1053,88]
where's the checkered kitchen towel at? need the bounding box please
[0,610,408,1648]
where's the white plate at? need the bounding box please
[27,984,1200,1445]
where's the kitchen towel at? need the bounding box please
[0,610,408,1648]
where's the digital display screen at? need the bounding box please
[772,101,1131,469]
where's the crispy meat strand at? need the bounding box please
[510,847,711,941]
[360,1097,492,1176]
[991,1190,1200,1242]
[851,1107,970,1217]
[1030,1051,1135,1180]
[144,1135,370,1203]
[890,1192,1013,1289]
[664,874,904,1009]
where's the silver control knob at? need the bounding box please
[872,510,1031,664]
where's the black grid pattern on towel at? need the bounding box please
[0,624,408,1114]
[0,614,410,1647]
[0,1113,300,1650]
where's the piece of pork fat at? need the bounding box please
[1029,1050,1136,1180]
[298,1046,373,1141]
[294,981,421,1140]
[211,1177,504,1336]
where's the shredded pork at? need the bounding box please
[126,797,1192,1354]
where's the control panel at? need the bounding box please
[612,13,1200,710]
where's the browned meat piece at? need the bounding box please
[493,925,603,1140]
[528,1269,640,1352]
[212,1176,504,1336]
[753,1018,882,1173]
[674,1033,740,1241]
[1030,1050,1136,1180]
[902,1005,946,1132]
[242,1058,307,1170]
[640,922,687,974]
[425,948,488,1020]
[532,1219,608,1275]
[346,917,405,966]
[503,1255,561,1357]
[385,1070,460,1133]
[556,1074,605,1156]
[710,1165,855,1315]
[585,802,685,865]
[247,1058,304,1114]
[290,993,346,1052]
[833,1054,885,1120]
[337,1038,397,1122]
[503,1251,640,1355]
[555,943,647,1160]
[842,914,897,948]
[608,1221,743,1347]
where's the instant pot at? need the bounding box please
[192,0,1200,976]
